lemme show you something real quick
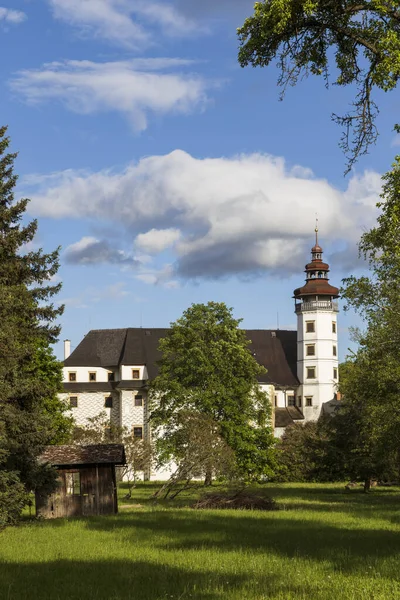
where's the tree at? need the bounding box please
[149,302,277,485]
[153,410,236,499]
[238,1,400,172]
[274,418,347,483]
[73,411,153,495]
[0,126,67,526]
[337,156,400,488]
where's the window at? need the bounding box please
[104,396,113,408]
[305,397,313,407]
[306,344,315,356]
[133,426,143,439]
[287,395,295,407]
[68,372,76,382]
[132,369,140,379]
[65,471,80,495]
[108,372,115,382]
[333,345,337,357]
[306,367,316,379]
[274,395,277,407]
[134,395,143,407]
[333,368,338,380]
[69,396,78,408]
[89,372,97,382]
[297,396,302,407]
[306,321,315,333]
[332,321,337,334]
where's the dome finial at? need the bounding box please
[315,214,319,245]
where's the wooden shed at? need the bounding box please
[36,444,126,519]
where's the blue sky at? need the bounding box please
[1,0,398,360]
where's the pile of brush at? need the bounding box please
[193,490,278,511]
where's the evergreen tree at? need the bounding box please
[0,126,69,526]
[149,302,277,483]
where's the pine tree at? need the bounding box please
[0,126,68,527]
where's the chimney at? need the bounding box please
[64,340,71,360]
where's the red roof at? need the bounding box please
[305,260,329,271]
[294,280,339,297]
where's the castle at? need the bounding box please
[61,229,339,477]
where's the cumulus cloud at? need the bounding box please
[47,0,199,48]
[26,150,382,281]
[10,59,211,131]
[64,236,140,267]
[135,228,181,254]
[0,7,26,24]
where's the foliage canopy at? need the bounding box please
[149,302,277,482]
[238,1,400,172]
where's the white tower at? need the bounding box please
[294,225,339,421]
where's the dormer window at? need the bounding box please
[132,369,140,379]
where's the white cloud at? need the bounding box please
[135,264,179,288]
[26,150,382,280]
[0,7,26,24]
[135,228,181,254]
[47,0,199,48]
[11,59,210,131]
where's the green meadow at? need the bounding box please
[1,483,400,600]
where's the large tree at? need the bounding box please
[0,126,69,526]
[335,156,400,487]
[149,302,277,484]
[238,1,400,172]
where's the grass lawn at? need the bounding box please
[1,483,400,599]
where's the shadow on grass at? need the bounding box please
[72,509,400,577]
[0,558,279,600]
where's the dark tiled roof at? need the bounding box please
[63,381,148,392]
[39,444,126,466]
[115,380,148,390]
[64,329,127,368]
[65,328,299,388]
[63,382,115,393]
[246,329,299,387]
[274,407,304,428]
[321,398,341,417]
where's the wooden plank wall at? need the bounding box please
[36,465,117,519]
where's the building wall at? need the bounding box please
[120,390,146,431]
[64,366,115,383]
[60,392,120,427]
[297,306,339,420]
[119,365,147,380]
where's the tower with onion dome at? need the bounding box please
[294,223,339,420]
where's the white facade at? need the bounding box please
[61,233,340,473]
[296,300,339,420]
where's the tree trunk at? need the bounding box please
[364,478,371,493]
[204,470,212,486]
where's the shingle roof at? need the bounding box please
[274,407,304,428]
[39,444,126,466]
[64,329,127,368]
[65,328,299,388]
